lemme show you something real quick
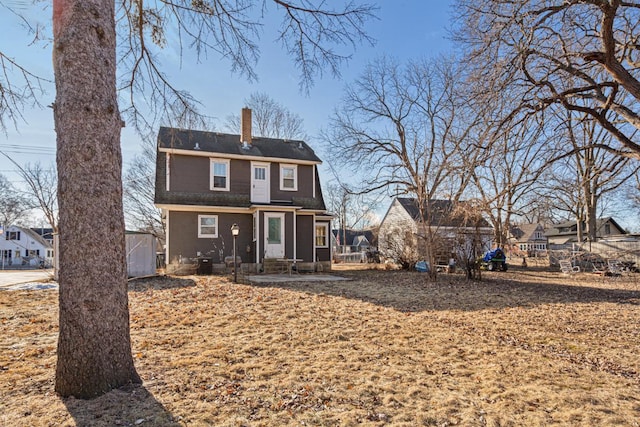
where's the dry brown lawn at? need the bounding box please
[2,267,640,426]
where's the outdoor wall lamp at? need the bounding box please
[231,223,239,282]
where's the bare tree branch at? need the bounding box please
[453,0,640,159]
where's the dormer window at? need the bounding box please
[280,164,297,191]
[210,158,230,191]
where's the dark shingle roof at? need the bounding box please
[157,127,322,163]
[545,217,627,237]
[396,197,490,228]
[331,229,375,246]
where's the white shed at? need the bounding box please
[126,232,157,277]
[53,231,157,280]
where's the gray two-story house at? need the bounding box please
[154,108,332,272]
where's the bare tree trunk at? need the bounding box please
[53,0,140,398]
[576,211,584,244]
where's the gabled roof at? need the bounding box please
[11,226,53,249]
[395,197,491,228]
[510,223,545,242]
[545,217,627,237]
[352,235,370,247]
[157,127,322,164]
[332,229,375,246]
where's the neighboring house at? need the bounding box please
[509,223,548,256]
[154,108,332,272]
[0,225,54,268]
[378,197,493,265]
[545,217,628,246]
[332,228,376,253]
[31,227,55,245]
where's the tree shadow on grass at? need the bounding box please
[128,275,196,292]
[63,384,182,427]
[250,269,640,313]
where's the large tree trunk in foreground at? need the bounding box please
[53,0,141,398]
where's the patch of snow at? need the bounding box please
[2,282,59,291]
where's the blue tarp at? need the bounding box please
[415,260,430,272]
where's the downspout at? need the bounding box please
[293,211,297,260]
[312,214,316,264]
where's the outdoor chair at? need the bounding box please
[592,262,607,276]
[607,259,625,278]
[559,260,580,275]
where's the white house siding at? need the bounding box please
[0,225,54,269]
[378,198,495,264]
[378,199,419,261]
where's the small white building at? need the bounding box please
[0,225,54,268]
[52,231,157,279]
[126,231,157,277]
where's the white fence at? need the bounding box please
[334,252,367,263]
[550,240,640,269]
[587,240,640,266]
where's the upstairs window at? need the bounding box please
[6,231,20,241]
[280,164,297,191]
[210,159,230,191]
[198,215,218,238]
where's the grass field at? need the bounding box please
[1,267,640,426]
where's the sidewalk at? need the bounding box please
[0,269,56,290]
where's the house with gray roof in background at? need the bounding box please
[378,197,493,267]
[509,223,547,256]
[545,217,628,246]
[154,108,332,273]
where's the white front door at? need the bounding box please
[264,213,285,258]
[251,162,270,203]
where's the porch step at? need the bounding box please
[262,258,287,274]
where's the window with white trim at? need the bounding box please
[198,215,218,238]
[315,223,329,248]
[280,164,297,191]
[210,159,230,191]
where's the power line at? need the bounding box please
[0,144,56,155]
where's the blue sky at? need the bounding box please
[0,1,454,223]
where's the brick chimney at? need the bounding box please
[241,107,252,147]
